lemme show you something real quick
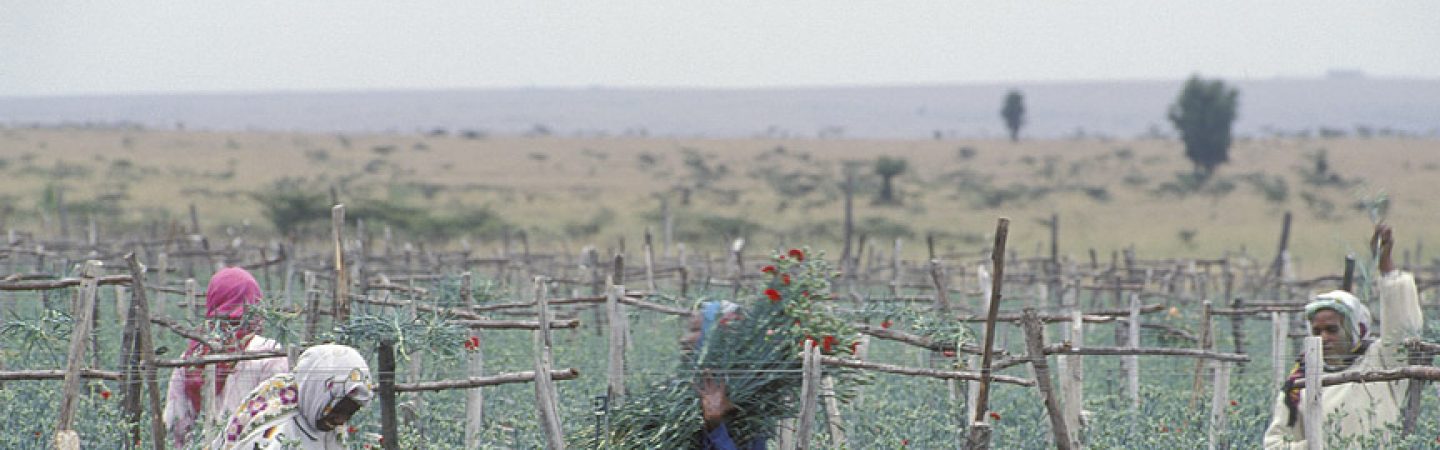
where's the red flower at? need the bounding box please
[765,289,782,302]
[782,274,791,285]
[761,265,776,274]
[881,319,892,329]
[989,411,1001,421]
[1230,399,1238,407]
[100,390,111,400]
[463,335,480,350]
[821,335,836,353]
[942,349,956,357]
[850,342,860,353]
[902,439,909,446]
[801,290,809,298]
[802,336,817,348]
[348,425,358,434]
[788,249,805,261]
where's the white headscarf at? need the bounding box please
[1304,290,1374,351]
[213,344,373,449]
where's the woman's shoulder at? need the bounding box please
[245,335,284,351]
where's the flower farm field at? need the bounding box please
[2,128,1440,448]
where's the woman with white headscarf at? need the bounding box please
[1263,225,1424,449]
[212,344,374,450]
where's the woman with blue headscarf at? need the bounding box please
[1263,225,1424,448]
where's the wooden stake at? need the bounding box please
[644,230,657,293]
[1021,308,1074,450]
[1301,337,1323,450]
[606,277,628,403]
[331,204,349,322]
[123,253,168,450]
[796,340,819,450]
[1272,312,1289,391]
[378,339,399,450]
[532,278,566,449]
[1127,293,1141,413]
[972,218,1009,424]
[55,261,102,443]
[1207,361,1232,450]
[821,375,847,449]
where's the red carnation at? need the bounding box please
[989,411,1001,421]
[821,335,836,353]
[788,249,805,261]
[761,265,776,274]
[1230,399,1238,407]
[881,319,892,329]
[902,439,909,446]
[782,274,791,285]
[765,289,782,302]
[942,349,956,358]
[348,425,358,434]
[100,390,111,400]
[850,342,860,353]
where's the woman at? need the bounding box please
[162,267,290,447]
[213,344,374,449]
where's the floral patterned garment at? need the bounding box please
[213,344,374,450]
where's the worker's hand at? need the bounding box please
[698,372,735,431]
[1372,224,1395,274]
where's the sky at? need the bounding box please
[2,1,1438,96]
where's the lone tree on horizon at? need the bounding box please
[873,156,908,205]
[1001,89,1026,142]
[1168,75,1239,177]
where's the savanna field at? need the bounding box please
[2,127,1440,448]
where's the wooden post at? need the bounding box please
[1341,255,1356,292]
[662,195,674,258]
[644,230,657,293]
[973,218,1010,423]
[730,238,744,298]
[189,203,201,235]
[331,204,349,322]
[795,340,819,450]
[965,422,993,450]
[1061,310,1085,442]
[461,271,484,448]
[303,271,319,343]
[117,281,143,444]
[841,170,855,278]
[1188,300,1214,412]
[124,253,168,450]
[931,258,951,311]
[820,375,847,448]
[1301,337,1323,450]
[678,243,689,297]
[1208,361,1232,450]
[1022,308,1074,450]
[890,239,902,298]
[1272,312,1288,390]
[1270,211,1293,279]
[186,278,200,320]
[532,278,566,449]
[1401,342,1429,436]
[378,339,400,450]
[1127,293,1141,413]
[155,253,169,318]
[606,277,628,403]
[54,260,102,446]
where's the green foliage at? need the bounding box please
[873,156,909,205]
[249,178,330,237]
[1168,75,1239,177]
[1001,90,1026,142]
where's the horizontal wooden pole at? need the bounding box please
[395,368,580,392]
[616,295,691,316]
[1290,365,1440,388]
[450,319,580,330]
[1042,344,1249,362]
[852,323,1001,356]
[0,275,132,291]
[154,350,291,368]
[818,356,1035,386]
[0,369,123,381]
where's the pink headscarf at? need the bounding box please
[181,267,265,412]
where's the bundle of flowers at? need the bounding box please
[578,248,864,449]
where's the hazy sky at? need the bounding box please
[3,1,1438,96]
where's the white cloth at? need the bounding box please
[212,344,373,450]
[163,335,288,447]
[1263,271,1423,449]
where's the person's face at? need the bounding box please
[315,397,362,432]
[1310,309,1352,362]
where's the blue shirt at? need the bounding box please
[704,423,767,450]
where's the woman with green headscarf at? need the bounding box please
[1263,225,1424,448]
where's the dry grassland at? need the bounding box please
[2,127,1438,277]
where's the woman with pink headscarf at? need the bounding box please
[162,267,290,447]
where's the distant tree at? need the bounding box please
[873,156,908,205]
[1001,90,1026,142]
[1168,75,1239,177]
